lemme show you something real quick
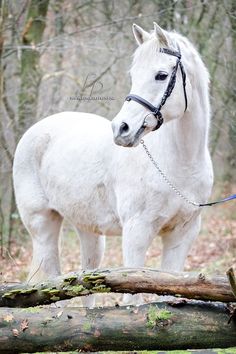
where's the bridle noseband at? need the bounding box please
[125,47,188,131]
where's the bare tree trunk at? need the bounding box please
[0,0,15,255]
[18,0,49,137]
[227,0,236,180]
[0,301,235,353]
[0,268,235,307]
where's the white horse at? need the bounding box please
[13,23,213,306]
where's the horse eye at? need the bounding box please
[155,72,168,81]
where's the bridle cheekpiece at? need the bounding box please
[125,47,188,131]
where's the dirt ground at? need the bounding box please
[1,182,236,307]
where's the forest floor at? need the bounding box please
[1,181,235,307]
[0,182,236,353]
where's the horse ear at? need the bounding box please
[153,22,168,47]
[132,24,150,45]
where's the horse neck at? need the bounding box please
[149,87,210,168]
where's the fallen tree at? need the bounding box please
[0,300,236,353]
[0,267,235,307]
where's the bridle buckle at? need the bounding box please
[152,111,163,131]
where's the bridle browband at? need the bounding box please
[125,47,188,131]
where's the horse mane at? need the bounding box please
[168,31,210,120]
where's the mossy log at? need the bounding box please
[0,301,236,353]
[0,268,235,307]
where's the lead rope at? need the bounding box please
[140,139,236,208]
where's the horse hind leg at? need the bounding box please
[77,230,106,308]
[24,209,63,284]
[13,140,63,284]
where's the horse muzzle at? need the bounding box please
[111,120,145,147]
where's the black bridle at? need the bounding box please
[124,47,236,208]
[125,47,188,131]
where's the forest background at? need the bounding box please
[0,0,235,286]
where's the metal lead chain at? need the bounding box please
[140,139,200,208]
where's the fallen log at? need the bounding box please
[0,300,235,353]
[227,267,236,298]
[0,268,235,307]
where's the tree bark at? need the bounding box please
[0,301,235,353]
[227,0,236,180]
[227,267,236,298]
[18,0,49,136]
[0,268,235,307]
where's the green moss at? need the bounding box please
[20,306,42,313]
[50,295,60,301]
[19,288,37,295]
[41,288,61,301]
[3,289,22,296]
[91,284,111,293]
[82,321,92,332]
[2,288,37,299]
[157,309,172,320]
[48,289,60,295]
[83,273,105,284]
[63,275,77,284]
[41,288,51,294]
[146,306,172,329]
[2,292,17,299]
[64,284,86,297]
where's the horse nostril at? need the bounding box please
[119,122,129,136]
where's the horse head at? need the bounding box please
[112,23,191,147]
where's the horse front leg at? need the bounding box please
[161,214,201,272]
[122,218,155,305]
